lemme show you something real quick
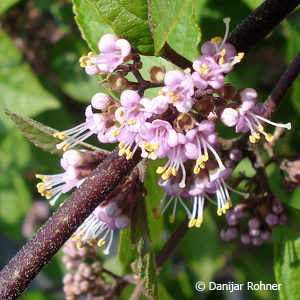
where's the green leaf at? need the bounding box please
[274,211,300,300]
[167,1,201,61]
[241,0,263,10]
[0,29,60,128]
[3,108,100,155]
[0,0,20,15]
[87,0,154,55]
[73,0,114,52]
[131,194,159,300]
[283,21,300,115]
[151,0,191,55]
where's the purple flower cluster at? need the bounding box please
[36,18,291,256]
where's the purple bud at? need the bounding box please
[63,273,73,284]
[116,215,130,229]
[261,230,272,240]
[249,228,260,237]
[81,266,93,279]
[106,202,121,218]
[248,217,260,229]
[266,214,278,226]
[272,199,284,215]
[252,237,263,246]
[279,213,288,225]
[74,273,83,282]
[220,107,239,127]
[229,149,242,162]
[226,211,239,226]
[220,228,229,241]
[241,234,251,245]
[79,281,90,292]
[234,204,248,218]
[227,227,239,240]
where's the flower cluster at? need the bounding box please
[36,18,291,256]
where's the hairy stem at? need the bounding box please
[227,0,300,54]
[0,148,141,300]
[264,50,300,119]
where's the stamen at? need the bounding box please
[220,18,231,49]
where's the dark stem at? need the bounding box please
[263,50,300,119]
[0,148,141,300]
[227,0,300,54]
[155,217,189,268]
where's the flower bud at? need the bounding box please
[265,213,278,226]
[252,237,263,246]
[116,215,130,229]
[248,217,260,229]
[229,149,242,162]
[278,213,288,225]
[220,107,239,127]
[149,66,166,83]
[261,230,272,240]
[249,228,260,237]
[241,234,251,245]
[91,93,112,111]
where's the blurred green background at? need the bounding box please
[0,0,299,299]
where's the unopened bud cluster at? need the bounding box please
[62,240,110,300]
[221,197,287,246]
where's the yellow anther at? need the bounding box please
[45,193,53,200]
[126,152,133,160]
[168,90,175,96]
[36,182,44,188]
[119,142,125,149]
[148,152,157,160]
[72,235,80,242]
[237,52,245,60]
[117,109,124,117]
[119,120,127,124]
[254,132,261,139]
[87,237,97,246]
[125,147,131,154]
[249,135,256,144]
[35,174,43,179]
[97,239,106,247]
[266,133,274,143]
[222,207,227,214]
[129,119,137,125]
[151,143,159,150]
[171,96,180,103]
[200,163,206,169]
[193,165,200,174]
[195,216,203,228]
[217,208,223,216]
[76,241,84,249]
[169,216,175,223]
[142,141,149,147]
[165,167,172,175]
[226,200,232,208]
[62,144,70,151]
[162,172,171,180]
[220,48,227,57]
[87,52,94,58]
[218,57,225,65]
[171,168,178,176]
[118,149,126,156]
[211,36,222,43]
[188,219,196,228]
[79,56,86,63]
[87,61,93,66]
[156,166,165,174]
[196,158,203,165]
[112,129,120,137]
[80,62,87,68]
[202,153,209,162]
[159,91,166,96]
[258,125,264,132]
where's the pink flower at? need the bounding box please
[185,120,225,173]
[220,88,291,143]
[140,120,179,159]
[192,55,225,90]
[79,34,131,75]
[160,70,194,113]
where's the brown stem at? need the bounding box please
[263,50,300,119]
[0,148,141,300]
[227,0,300,54]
